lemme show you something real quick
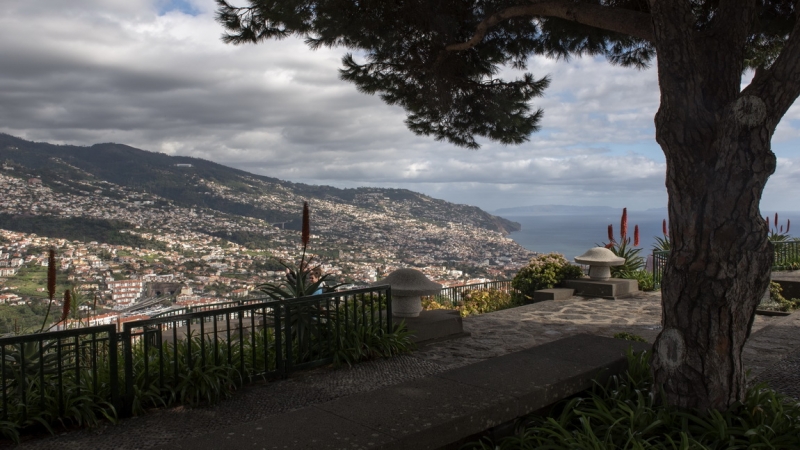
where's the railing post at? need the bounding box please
[386,286,393,332]
[651,249,656,286]
[109,327,120,415]
[121,324,134,417]
[283,302,292,376]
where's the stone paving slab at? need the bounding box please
[413,291,778,368]
[8,292,794,449]
[749,310,800,388]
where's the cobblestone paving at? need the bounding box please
[9,292,797,449]
[415,292,779,368]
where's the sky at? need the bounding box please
[1,0,799,213]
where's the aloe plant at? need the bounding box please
[653,218,671,252]
[38,249,57,332]
[767,212,793,242]
[599,208,644,277]
[258,202,342,300]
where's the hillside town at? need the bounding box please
[0,166,534,330]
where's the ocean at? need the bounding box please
[503,211,800,259]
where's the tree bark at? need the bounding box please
[648,0,780,411]
[652,106,775,411]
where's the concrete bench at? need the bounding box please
[172,334,650,450]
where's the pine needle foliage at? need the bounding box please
[215,1,794,149]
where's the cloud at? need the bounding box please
[0,0,796,212]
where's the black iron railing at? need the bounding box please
[149,297,269,319]
[652,250,669,289]
[0,285,392,426]
[427,280,515,308]
[651,241,800,288]
[772,240,800,270]
[0,325,120,425]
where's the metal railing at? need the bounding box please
[0,285,392,426]
[773,240,800,270]
[651,241,800,289]
[652,250,669,289]
[0,325,120,424]
[427,280,515,308]
[150,297,268,319]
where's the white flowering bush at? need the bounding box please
[512,253,584,300]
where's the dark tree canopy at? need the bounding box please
[217,0,794,148]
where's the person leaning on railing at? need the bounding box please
[310,266,324,295]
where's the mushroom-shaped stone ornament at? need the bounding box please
[574,247,625,280]
[371,268,442,317]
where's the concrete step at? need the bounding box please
[532,288,574,302]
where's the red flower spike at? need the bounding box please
[608,224,614,242]
[47,249,56,301]
[788,219,791,234]
[766,216,770,228]
[620,208,628,240]
[775,213,779,228]
[61,290,71,322]
[662,219,668,237]
[301,201,310,247]
[634,225,640,247]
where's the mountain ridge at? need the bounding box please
[0,133,519,234]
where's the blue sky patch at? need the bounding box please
[157,0,199,16]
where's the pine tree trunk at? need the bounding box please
[645,0,792,412]
[652,108,775,410]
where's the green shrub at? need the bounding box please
[769,281,800,312]
[465,349,800,450]
[456,289,521,317]
[613,332,648,342]
[421,296,450,311]
[618,269,656,291]
[512,253,584,301]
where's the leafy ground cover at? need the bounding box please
[422,288,522,317]
[465,350,800,449]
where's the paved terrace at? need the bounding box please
[10,291,800,449]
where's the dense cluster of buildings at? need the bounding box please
[0,163,535,327]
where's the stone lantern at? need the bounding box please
[574,247,625,280]
[372,268,442,317]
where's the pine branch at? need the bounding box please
[445,0,654,52]
[745,1,800,120]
